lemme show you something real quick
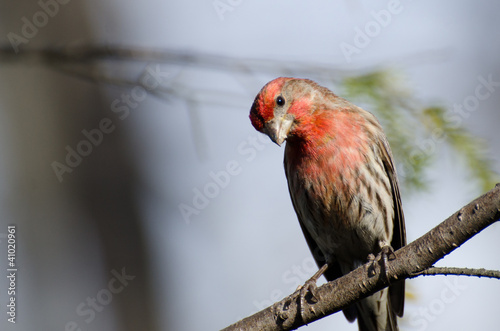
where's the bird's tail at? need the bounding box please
[355,288,398,331]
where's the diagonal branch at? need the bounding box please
[222,184,500,331]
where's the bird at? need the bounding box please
[249,77,406,331]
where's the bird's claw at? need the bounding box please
[367,245,395,279]
[277,263,328,323]
[275,280,319,323]
[366,253,378,276]
[298,278,320,323]
[299,278,320,303]
[276,296,292,321]
[380,245,396,261]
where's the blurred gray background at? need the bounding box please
[0,1,499,330]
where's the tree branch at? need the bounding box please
[0,44,350,81]
[222,184,500,331]
[411,267,500,279]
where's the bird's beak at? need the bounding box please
[265,114,294,146]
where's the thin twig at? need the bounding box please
[411,266,500,279]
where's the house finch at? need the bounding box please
[249,77,406,331]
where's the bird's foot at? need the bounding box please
[275,275,321,323]
[276,263,329,323]
[276,296,293,322]
[367,245,396,279]
[296,263,328,322]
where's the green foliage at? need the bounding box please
[422,106,498,192]
[341,71,498,194]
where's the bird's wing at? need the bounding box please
[380,136,406,317]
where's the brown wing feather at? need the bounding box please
[380,137,406,317]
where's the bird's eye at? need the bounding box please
[276,95,285,107]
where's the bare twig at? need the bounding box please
[222,184,500,331]
[0,44,449,99]
[411,267,500,280]
[0,44,349,81]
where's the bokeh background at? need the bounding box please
[0,1,499,330]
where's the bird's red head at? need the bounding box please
[250,77,345,148]
[249,77,318,146]
[249,77,290,141]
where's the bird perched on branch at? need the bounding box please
[249,77,406,331]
